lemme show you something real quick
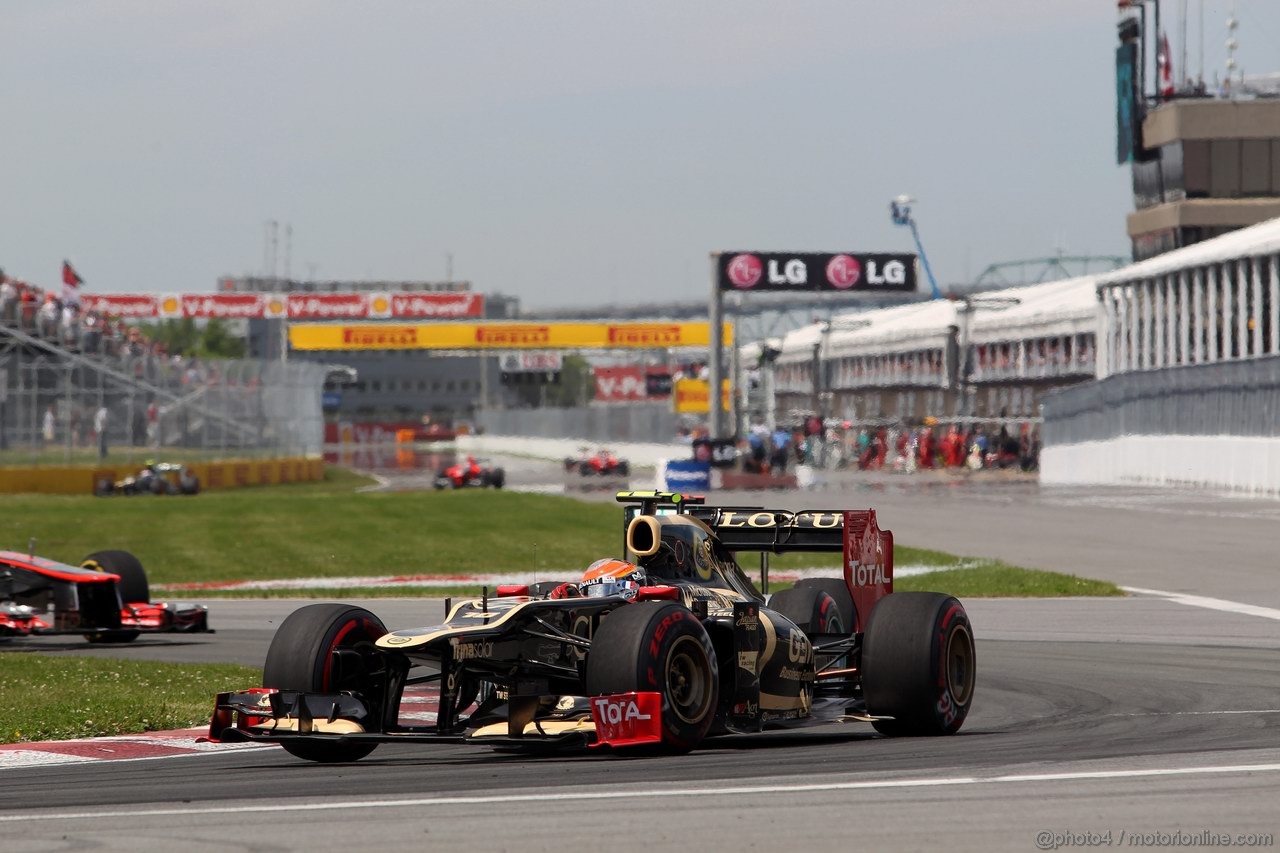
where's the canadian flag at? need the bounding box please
[1158,31,1174,97]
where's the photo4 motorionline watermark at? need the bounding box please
[1036,829,1274,849]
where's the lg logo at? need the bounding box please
[726,254,808,288]
[868,259,907,286]
[726,254,763,288]
[826,255,861,289]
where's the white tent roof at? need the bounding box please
[967,276,1099,344]
[776,300,959,364]
[1096,215,1280,287]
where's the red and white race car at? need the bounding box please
[564,446,630,477]
[433,456,505,490]
[0,549,210,642]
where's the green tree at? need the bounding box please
[543,354,593,406]
[140,318,246,359]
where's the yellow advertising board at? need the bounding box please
[0,457,324,495]
[289,321,733,351]
[673,378,731,414]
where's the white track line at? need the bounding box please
[3,762,1279,822]
[1122,586,1280,621]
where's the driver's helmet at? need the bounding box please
[580,558,646,599]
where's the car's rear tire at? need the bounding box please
[489,467,505,489]
[768,584,846,635]
[585,602,718,751]
[792,577,856,632]
[80,550,149,643]
[862,592,975,736]
[262,603,388,763]
[617,461,630,478]
[180,475,200,496]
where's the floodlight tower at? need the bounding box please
[890,195,942,299]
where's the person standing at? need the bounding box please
[769,426,791,474]
[94,404,109,459]
[42,406,55,447]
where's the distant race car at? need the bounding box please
[95,462,201,497]
[0,549,211,642]
[563,446,630,477]
[433,456,505,490]
[208,490,975,763]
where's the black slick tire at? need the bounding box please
[81,550,150,643]
[262,603,388,763]
[585,601,718,752]
[792,577,856,632]
[768,584,846,636]
[861,592,976,736]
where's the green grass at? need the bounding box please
[762,544,973,572]
[0,472,620,584]
[894,564,1121,598]
[0,468,1120,599]
[0,655,259,744]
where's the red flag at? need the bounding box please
[62,260,84,288]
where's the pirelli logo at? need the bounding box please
[607,325,684,346]
[475,326,551,346]
[342,326,418,347]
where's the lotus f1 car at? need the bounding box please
[433,456,505,490]
[208,491,975,762]
[95,462,201,497]
[0,549,211,642]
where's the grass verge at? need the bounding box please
[2,468,1120,598]
[0,655,259,744]
[1,470,618,584]
[894,564,1121,598]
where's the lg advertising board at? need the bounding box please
[716,252,917,293]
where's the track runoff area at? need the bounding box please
[2,472,1278,850]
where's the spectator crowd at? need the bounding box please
[1,268,220,390]
[741,416,1040,476]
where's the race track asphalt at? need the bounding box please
[3,466,1279,851]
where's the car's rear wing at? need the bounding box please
[616,492,893,632]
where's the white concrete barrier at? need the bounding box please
[1041,434,1280,496]
[457,434,687,470]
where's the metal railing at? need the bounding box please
[1043,354,1280,445]
[0,326,329,465]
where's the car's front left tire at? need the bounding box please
[262,603,388,763]
[585,602,718,751]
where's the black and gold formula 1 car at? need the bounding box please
[208,491,975,762]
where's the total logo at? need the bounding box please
[848,560,888,587]
[592,697,652,726]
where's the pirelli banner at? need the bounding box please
[288,322,733,351]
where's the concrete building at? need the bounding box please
[232,277,521,424]
[1128,99,1280,260]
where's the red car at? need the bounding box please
[564,446,630,477]
[434,456,505,490]
[0,549,210,642]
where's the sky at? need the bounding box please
[3,1,1279,308]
